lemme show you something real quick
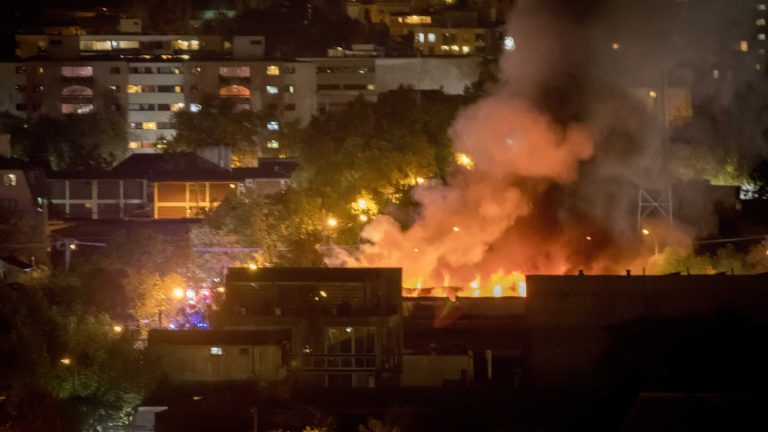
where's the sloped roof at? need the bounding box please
[111,152,237,182]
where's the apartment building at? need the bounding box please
[15,34,225,60]
[11,60,127,118]
[303,56,377,112]
[186,60,317,127]
[126,62,186,150]
[413,26,496,56]
[150,267,403,388]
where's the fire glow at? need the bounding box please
[325,4,679,296]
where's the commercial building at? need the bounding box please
[47,152,296,220]
[152,267,404,388]
[525,274,768,391]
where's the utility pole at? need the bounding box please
[55,238,107,271]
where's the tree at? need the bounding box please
[0,282,157,432]
[168,95,271,166]
[11,113,127,169]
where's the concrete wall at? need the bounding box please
[402,354,473,386]
[375,57,482,95]
[525,274,768,390]
[155,344,284,382]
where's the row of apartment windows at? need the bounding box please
[193,65,295,76]
[317,84,376,91]
[129,121,173,130]
[16,65,122,75]
[316,66,375,74]
[128,66,183,74]
[127,103,185,112]
[127,84,184,93]
[79,40,200,51]
[416,32,485,44]
[217,85,297,97]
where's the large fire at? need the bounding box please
[325,2,690,294]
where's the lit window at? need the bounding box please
[210,347,223,355]
[759,4,766,11]
[171,103,185,112]
[417,32,425,43]
[128,141,140,149]
[713,69,720,79]
[191,66,202,74]
[109,84,120,93]
[266,65,280,76]
[61,85,93,96]
[266,121,279,131]
[504,36,516,51]
[366,84,375,90]
[461,45,470,54]
[36,67,44,74]
[60,66,93,78]
[219,85,250,97]
[741,40,749,52]
[267,139,279,149]
[219,66,250,77]
[61,103,93,114]
[759,18,767,26]
[427,33,436,43]
[190,103,202,112]
[286,85,295,93]
[172,39,200,50]
[142,122,158,130]
[3,174,16,186]
[266,85,279,94]
[127,84,142,93]
[760,33,767,41]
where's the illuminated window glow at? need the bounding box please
[60,66,93,78]
[219,85,251,97]
[266,65,280,76]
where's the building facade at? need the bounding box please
[203,267,405,388]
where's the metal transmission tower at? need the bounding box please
[637,187,673,230]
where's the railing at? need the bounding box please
[295,354,377,371]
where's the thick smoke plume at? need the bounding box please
[329,0,748,294]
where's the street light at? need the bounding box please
[172,288,185,299]
[326,216,338,228]
[642,228,659,256]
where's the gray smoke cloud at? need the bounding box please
[328,0,760,292]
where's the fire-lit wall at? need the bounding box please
[153,181,236,219]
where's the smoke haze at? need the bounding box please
[328,0,763,293]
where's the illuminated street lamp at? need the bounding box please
[112,325,123,334]
[172,288,185,299]
[642,228,659,256]
[326,216,338,228]
[358,214,369,222]
[59,357,72,366]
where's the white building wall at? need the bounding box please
[127,63,185,150]
[375,57,482,95]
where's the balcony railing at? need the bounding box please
[295,354,377,371]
